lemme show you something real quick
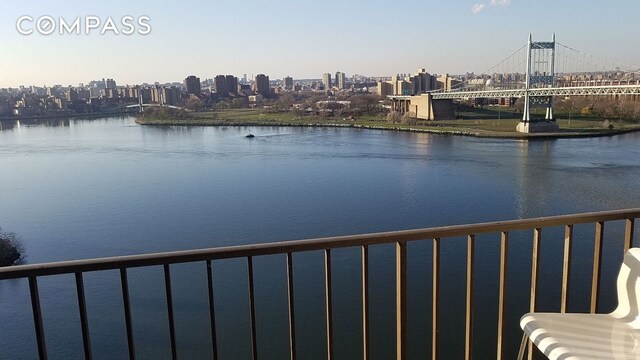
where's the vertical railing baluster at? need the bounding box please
[625,218,635,251]
[29,276,48,360]
[396,242,407,360]
[75,272,92,360]
[362,245,370,360]
[528,228,541,360]
[286,253,297,360]
[530,228,542,312]
[465,235,475,360]
[591,221,604,314]
[324,249,334,360]
[247,257,258,360]
[206,261,219,360]
[163,264,177,360]
[496,231,508,360]
[561,225,573,313]
[120,269,135,360]
[432,238,440,360]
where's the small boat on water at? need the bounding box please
[245,134,255,138]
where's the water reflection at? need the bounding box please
[515,139,556,218]
[0,120,15,131]
[0,118,73,131]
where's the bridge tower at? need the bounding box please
[138,90,144,113]
[517,34,560,133]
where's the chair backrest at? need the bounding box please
[612,248,640,328]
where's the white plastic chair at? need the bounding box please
[519,247,640,359]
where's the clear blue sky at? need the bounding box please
[0,0,638,87]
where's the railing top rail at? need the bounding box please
[1,208,638,280]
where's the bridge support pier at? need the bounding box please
[516,120,559,133]
[545,105,554,121]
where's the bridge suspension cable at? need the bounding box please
[483,43,528,75]
[555,41,639,74]
[441,37,640,94]
[445,42,529,93]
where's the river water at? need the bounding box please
[0,116,639,359]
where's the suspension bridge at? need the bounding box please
[389,34,640,133]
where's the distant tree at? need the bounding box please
[618,101,636,120]
[386,110,401,124]
[350,94,382,114]
[231,97,249,109]
[185,97,203,112]
[276,94,295,110]
[318,101,344,117]
[513,98,525,113]
[0,228,24,267]
[591,98,617,119]
[552,97,574,114]
[215,100,230,110]
[291,107,305,117]
[142,106,190,119]
[401,111,418,125]
[633,102,640,120]
[338,108,359,119]
[304,95,327,110]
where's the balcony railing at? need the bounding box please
[0,208,638,360]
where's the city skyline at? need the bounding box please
[1,0,639,88]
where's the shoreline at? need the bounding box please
[0,111,134,122]
[135,117,640,140]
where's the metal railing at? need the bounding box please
[1,208,638,360]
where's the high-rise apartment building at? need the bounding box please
[77,89,91,100]
[184,75,201,95]
[436,73,460,91]
[104,78,117,89]
[162,86,181,105]
[140,87,152,103]
[283,76,293,91]
[336,72,346,90]
[122,86,139,99]
[412,68,435,93]
[66,87,78,102]
[148,86,182,105]
[379,68,439,96]
[214,75,227,95]
[255,74,270,96]
[213,75,238,96]
[226,75,238,95]
[150,86,162,103]
[377,81,394,96]
[103,88,118,98]
[322,73,332,90]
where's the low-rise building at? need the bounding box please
[248,94,263,105]
[389,94,454,120]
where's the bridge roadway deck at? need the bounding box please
[389,85,640,100]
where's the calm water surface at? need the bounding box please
[0,116,639,359]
